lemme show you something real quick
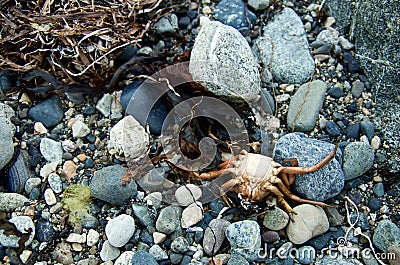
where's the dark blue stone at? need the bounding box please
[187,11,197,19]
[214,0,256,29]
[84,158,95,169]
[82,215,100,229]
[368,198,382,211]
[35,221,55,242]
[346,102,358,112]
[308,233,331,250]
[360,121,375,140]
[346,123,360,139]
[131,250,158,265]
[0,71,15,92]
[178,16,191,29]
[349,212,370,230]
[82,106,96,115]
[29,188,40,200]
[85,134,96,143]
[326,121,341,137]
[373,183,385,197]
[333,111,344,120]
[343,52,361,73]
[328,87,345,98]
[28,95,64,128]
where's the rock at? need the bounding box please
[373,219,400,252]
[132,204,154,227]
[96,94,112,117]
[100,240,120,262]
[248,0,269,11]
[62,160,78,182]
[40,162,58,178]
[352,80,364,98]
[203,219,231,255]
[371,136,381,150]
[171,236,189,254]
[62,139,78,153]
[28,95,64,127]
[82,215,100,229]
[352,0,400,171]
[131,250,158,265]
[273,133,344,201]
[346,123,361,139]
[189,21,261,101]
[40,138,63,164]
[107,116,149,160]
[44,188,57,205]
[0,104,15,171]
[66,233,86,243]
[48,173,62,193]
[342,142,374,180]
[178,16,191,29]
[0,193,29,212]
[316,28,339,46]
[114,251,134,265]
[153,232,166,244]
[225,220,261,261]
[253,8,315,84]
[154,14,178,36]
[0,216,35,248]
[286,204,329,244]
[360,121,375,140]
[227,254,249,265]
[35,221,55,242]
[89,165,137,205]
[145,192,163,209]
[156,205,182,234]
[105,214,135,247]
[328,86,345,98]
[149,244,168,260]
[287,81,327,132]
[181,202,203,228]
[326,121,341,137]
[349,212,370,231]
[388,246,400,265]
[175,184,202,206]
[315,253,362,265]
[52,242,73,264]
[296,246,316,264]
[373,183,385,197]
[214,0,256,29]
[339,36,354,50]
[5,151,31,193]
[72,120,90,138]
[343,52,361,73]
[262,207,289,231]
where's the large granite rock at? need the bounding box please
[0,103,15,171]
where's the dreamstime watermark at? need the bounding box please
[123,61,277,204]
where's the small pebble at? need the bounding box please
[100,240,120,262]
[44,188,57,205]
[373,183,385,197]
[368,198,382,211]
[105,214,136,247]
[181,202,203,228]
[175,184,202,206]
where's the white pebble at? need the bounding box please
[105,214,135,247]
[371,136,381,150]
[175,184,202,206]
[87,229,100,247]
[66,233,86,244]
[44,188,57,205]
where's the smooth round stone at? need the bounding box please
[171,237,189,254]
[351,80,364,98]
[25,178,41,194]
[262,231,280,243]
[178,16,191,29]
[28,95,64,128]
[262,207,289,231]
[326,121,341,137]
[203,219,231,255]
[44,188,57,205]
[175,184,202,206]
[181,202,203,228]
[149,244,168,260]
[342,142,374,180]
[5,151,30,193]
[35,221,55,242]
[368,198,382,211]
[373,183,385,197]
[156,206,182,234]
[373,219,400,252]
[328,87,345,98]
[82,106,96,115]
[29,188,40,200]
[40,138,63,164]
[105,214,135,247]
[114,251,134,265]
[48,173,62,193]
[360,121,375,140]
[100,240,120,262]
[82,215,100,229]
[346,123,360,139]
[0,216,35,247]
[214,0,256,29]
[131,250,158,265]
[0,193,29,212]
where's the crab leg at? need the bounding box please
[264,185,296,214]
[281,158,298,185]
[279,143,338,175]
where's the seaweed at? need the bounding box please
[61,184,92,226]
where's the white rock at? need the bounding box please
[248,0,269,10]
[153,232,167,244]
[34,122,48,134]
[175,184,202,206]
[286,204,329,244]
[40,138,63,164]
[181,202,203,228]
[371,135,381,150]
[66,233,86,243]
[20,249,32,263]
[338,36,354,50]
[44,188,57,206]
[105,214,135,247]
[72,120,90,138]
[107,116,149,160]
[96,94,113,117]
[100,240,120,262]
[87,229,100,247]
[0,216,35,248]
[25,178,42,194]
[0,193,29,212]
[114,251,134,265]
[40,162,58,178]
[62,139,78,153]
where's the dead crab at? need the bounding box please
[194,143,338,214]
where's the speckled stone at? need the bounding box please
[203,219,231,255]
[262,207,289,231]
[373,219,400,252]
[214,0,256,29]
[342,142,374,180]
[155,206,182,234]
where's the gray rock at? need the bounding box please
[0,216,35,248]
[253,8,315,84]
[149,244,168,260]
[131,250,158,265]
[51,242,73,264]
[170,236,189,254]
[96,93,112,117]
[90,165,137,205]
[287,80,327,132]
[5,151,31,193]
[28,95,64,127]
[190,21,261,101]
[225,220,261,261]
[100,240,120,262]
[25,178,41,194]
[315,253,362,265]
[373,219,400,252]
[273,133,344,201]
[353,0,400,172]
[105,214,135,247]
[132,204,154,226]
[214,0,256,29]
[203,219,231,256]
[248,0,269,11]
[296,246,316,264]
[114,251,134,265]
[342,142,374,180]
[0,103,15,171]
[155,205,182,234]
[373,183,385,197]
[48,173,62,193]
[175,184,202,206]
[40,138,63,164]
[0,192,29,212]
[286,204,329,245]
[351,80,364,98]
[181,202,203,228]
[72,120,90,138]
[262,207,289,231]
[360,121,375,140]
[316,28,339,46]
[227,254,250,265]
[154,14,178,36]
